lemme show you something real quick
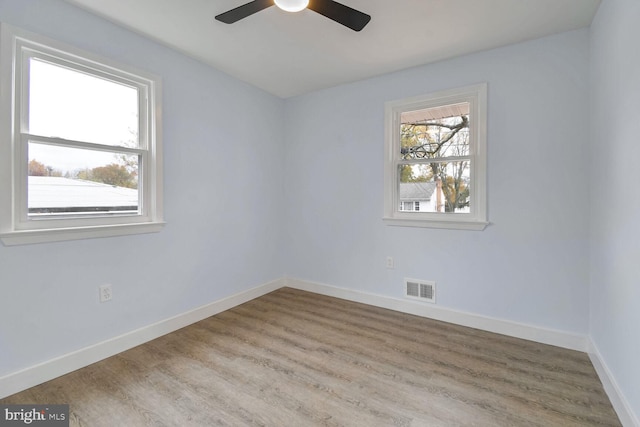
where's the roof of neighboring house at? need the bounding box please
[28,176,138,209]
[399,182,437,202]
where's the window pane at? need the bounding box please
[399,161,470,213]
[399,166,443,213]
[29,58,139,147]
[400,102,470,159]
[28,142,139,216]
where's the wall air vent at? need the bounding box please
[405,278,436,303]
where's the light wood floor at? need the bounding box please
[2,288,621,426]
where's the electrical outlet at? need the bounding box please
[99,284,112,303]
[386,256,395,269]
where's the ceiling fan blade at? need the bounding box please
[215,0,274,24]
[307,0,371,31]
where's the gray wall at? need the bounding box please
[283,29,591,335]
[0,0,285,376]
[590,0,640,420]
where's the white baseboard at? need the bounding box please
[8,274,632,425]
[285,277,589,352]
[588,340,640,427]
[0,278,285,400]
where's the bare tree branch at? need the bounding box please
[401,116,468,159]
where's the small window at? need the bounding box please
[400,201,414,212]
[0,24,163,245]
[384,84,488,230]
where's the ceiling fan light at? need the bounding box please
[274,0,309,13]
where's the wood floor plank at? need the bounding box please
[1,288,621,426]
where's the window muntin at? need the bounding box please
[0,24,163,245]
[384,84,487,230]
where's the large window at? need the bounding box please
[0,24,163,245]
[384,84,487,230]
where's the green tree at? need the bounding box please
[400,164,431,183]
[80,163,137,189]
[76,168,91,181]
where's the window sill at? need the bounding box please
[0,221,165,246]
[383,217,489,231]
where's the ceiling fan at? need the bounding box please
[215,0,371,32]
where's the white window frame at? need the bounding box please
[0,24,164,245]
[384,83,488,230]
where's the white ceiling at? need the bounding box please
[64,0,601,98]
